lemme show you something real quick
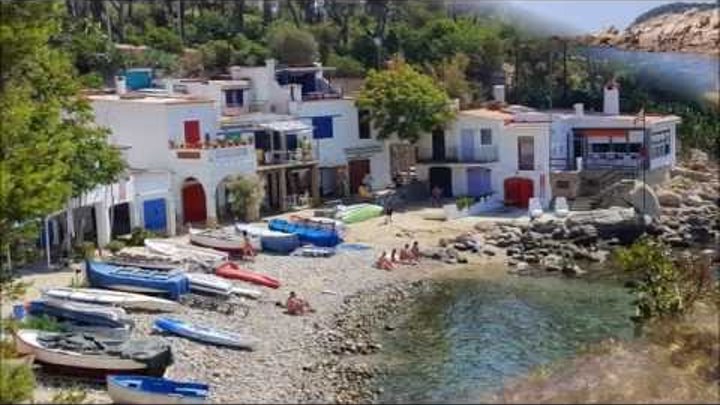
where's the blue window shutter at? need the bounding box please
[312,116,333,139]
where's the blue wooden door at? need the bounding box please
[143,198,167,232]
[467,168,492,197]
[460,130,475,162]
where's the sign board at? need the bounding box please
[344,144,383,159]
[176,151,201,159]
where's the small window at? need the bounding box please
[628,143,641,153]
[518,136,534,170]
[556,180,570,189]
[480,129,492,145]
[358,110,371,139]
[225,89,244,108]
[591,143,610,153]
[312,116,334,139]
[611,143,627,153]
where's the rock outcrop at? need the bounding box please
[578,3,719,55]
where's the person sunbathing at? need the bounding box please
[390,248,400,264]
[285,291,314,316]
[375,251,395,271]
[411,241,421,260]
[399,244,418,265]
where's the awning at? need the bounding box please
[258,120,312,133]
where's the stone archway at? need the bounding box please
[181,177,207,225]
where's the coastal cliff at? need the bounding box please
[579,3,719,55]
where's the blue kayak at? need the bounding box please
[153,317,257,350]
[86,261,190,300]
[268,219,342,247]
[107,375,209,405]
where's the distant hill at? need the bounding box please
[632,2,718,26]
[578,2,719,55]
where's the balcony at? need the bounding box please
[417,145,499,164]
[171,142,255,168]
[256,148,317,169]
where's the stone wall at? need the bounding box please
[550,171,580,200]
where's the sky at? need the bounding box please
[507,0,716,34]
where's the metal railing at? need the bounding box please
[259,149,315,165]
[417,145,498,164]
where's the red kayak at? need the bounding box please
[215,262,280,289]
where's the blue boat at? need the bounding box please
[28,299,132,329]
[154,317,257,350]
[268,219,342,247]
[86,261,189,300]
[107,375,209,405]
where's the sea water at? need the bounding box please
[375,275,634,403]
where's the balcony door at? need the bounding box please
[184,120,201,148]
[460,129,475,162]
[432,129,445,161]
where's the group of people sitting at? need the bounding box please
[375,241,421,271]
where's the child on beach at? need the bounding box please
[375,251,395,271]
[241,231,256,261]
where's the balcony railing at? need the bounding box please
[172,143,255,166]
[257,149,316,166]
[417,145,499,164]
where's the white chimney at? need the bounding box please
[115,75,127,95]
[603,80,620,115]
[265,58,277,74]
[574,103,584,116]
[492,85,506,104]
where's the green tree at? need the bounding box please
[226,175,266,222]
[427,53,474,108]
[267,23,319,66]
[0,1,124,274]
[357,57,455,143]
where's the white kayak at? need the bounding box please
[186,273,261,300]
[145,239,228,263]
[41,287,178,312]
[188,228,244,252]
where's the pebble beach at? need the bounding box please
[17,207,506,404]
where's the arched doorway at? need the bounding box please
[504,177,534,208]
[182,178,207,224]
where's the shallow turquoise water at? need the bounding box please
[375,276,634,403]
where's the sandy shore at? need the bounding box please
[4,206,513,404]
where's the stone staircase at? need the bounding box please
[570,169,638,211]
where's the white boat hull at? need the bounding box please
[15,330,148,372]
[42,288,178,312]
[189,231,243,252]
[145,239,228,263]
[107,380,205,405]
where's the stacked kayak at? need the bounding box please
[107,375,209,405]
[86,261,190,300]
[154,317,257,350]
[268,219,342,247]
[215,262,280,289]
[27,299,132,329]
[145,238,228,266]
[185,273,233,296]
[235,223,300,254]
[288,216,347,238]
[336,204,383,224]
[14,330,172,378]
[41,288,178,312]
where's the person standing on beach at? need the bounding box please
[431,185,443,207]
[383,198,394,224]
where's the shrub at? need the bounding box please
[105,240,126,255]
[144,26,184,54]
[226,175,265,222]
[73,242,96,260]
[128,227,155,247]
[267,23,319,66]
[19,315,66,333]
[614,237,717,324]
[51,388,88,404]
[326,53,365,78]
[0,363,35,404]
[455,196,475,210]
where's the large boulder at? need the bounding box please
[657,190,682,207]
[566,207,647,244]
[627,182,661,219]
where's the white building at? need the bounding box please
[416,83,681,209]
[78,59,391,246]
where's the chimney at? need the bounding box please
[603,79,619,115]
[492,85,506,104]
[115,75,127,95]
[574,103,584,116]
[265,58,277,73]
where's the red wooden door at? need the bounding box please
[184,120,201,147]
[182,182,207,224]
[348,159,370,193]
[504,177,533,208]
